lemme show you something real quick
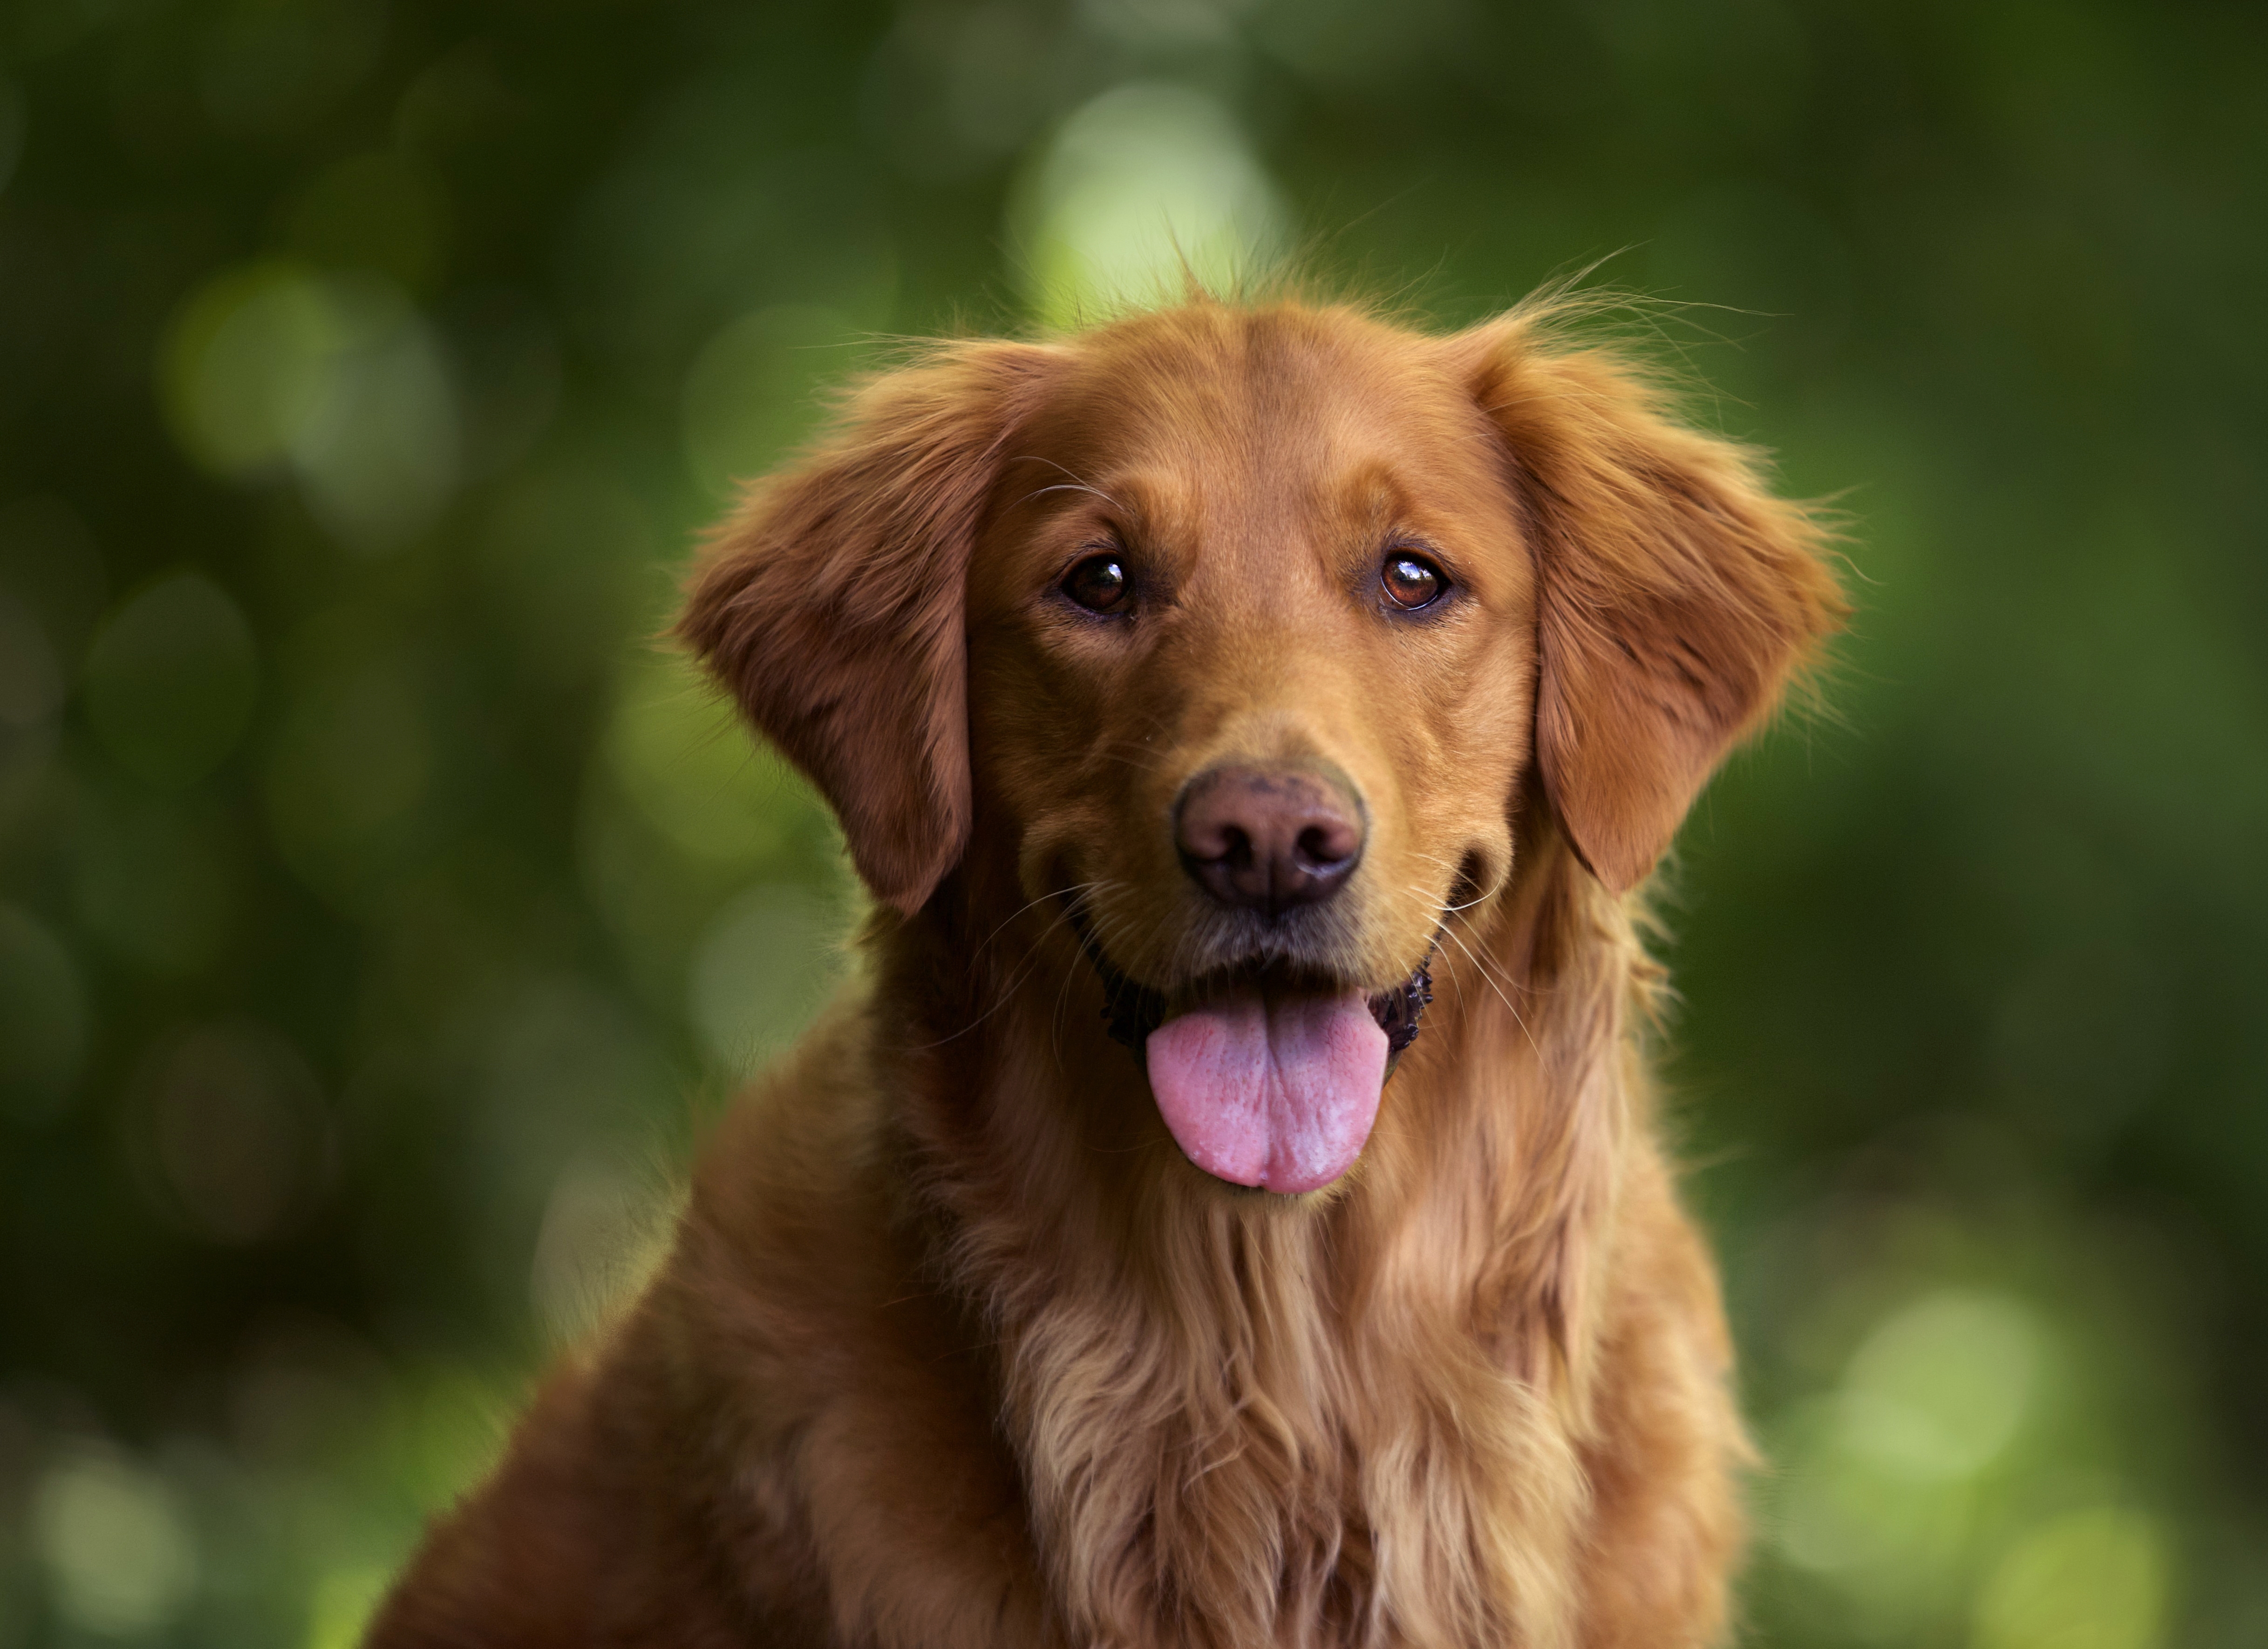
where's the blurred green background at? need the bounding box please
[0,0,2262,1643]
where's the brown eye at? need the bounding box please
[1381,552,1445,611]
[1062,553,1131,614]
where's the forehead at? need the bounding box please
[1018,306,1502,523]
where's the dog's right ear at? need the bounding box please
[678,340,1057,915]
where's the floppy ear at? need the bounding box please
[1457,311,1845,892]
[678,340,1057,914]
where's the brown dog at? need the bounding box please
[368,293,1840,1648]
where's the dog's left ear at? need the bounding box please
[1453,311,1846,891]
[679,340,1058,915]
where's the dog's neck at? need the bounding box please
[872,828,1648,1648]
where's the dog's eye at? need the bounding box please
[1380,552,1446,611]
[1062,553,1131,615]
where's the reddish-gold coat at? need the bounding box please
[370,295,1842,1648]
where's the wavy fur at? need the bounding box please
[370,294,1838,1649]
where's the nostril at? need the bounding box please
[1221,826,1254,870]
[1294,824,1351,870]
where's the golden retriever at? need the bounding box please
[368,291,1841,1648]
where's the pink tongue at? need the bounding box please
[1144,991,1389,1193]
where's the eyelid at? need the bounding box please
[1056,536,1127,580]
[1385,537,1449,568]
[1382,543,1455,582]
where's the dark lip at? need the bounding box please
[1060,894,1438,1062]
[1166,957,1374,1011]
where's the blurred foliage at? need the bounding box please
[0,0,2263,1644]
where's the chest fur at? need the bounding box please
[995,1223,1591,1649]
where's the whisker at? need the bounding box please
[1372,876,1540,1058]
[1007,455,1129,515]
[1392,868,1527,988]
[1404,848,1500,913]
[974,880,1108,966]
[914,884,1115,1052]
[1435,918,1540,1056]
[1048,934,1083,1070]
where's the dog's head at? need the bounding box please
[683,299,1840,1193]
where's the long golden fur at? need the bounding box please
[368,292,1842,1648]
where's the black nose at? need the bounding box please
[1174,765,1366,916]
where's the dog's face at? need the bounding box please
[965,307,1532,1008]
[683,299,1839,1192]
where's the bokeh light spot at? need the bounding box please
[688,882,847,1074]
[1839,1289,2044,1480]
[287,275,461,552]
[1974,1505,2169,1649]
[681,304,858,499]
[1012,82,1288,329]
[306,1563,392,1649]
[33,1446,199,1635]
[161,264,460,552]
[387,1367,511,1517]
[1772,1280,2058,1628]
[604,651,813,869]
[161,260,342,477]
[530,1153,676,1345]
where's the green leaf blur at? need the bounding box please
[0,2,2261,1645]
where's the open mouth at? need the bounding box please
[1064,903,1436,1194]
